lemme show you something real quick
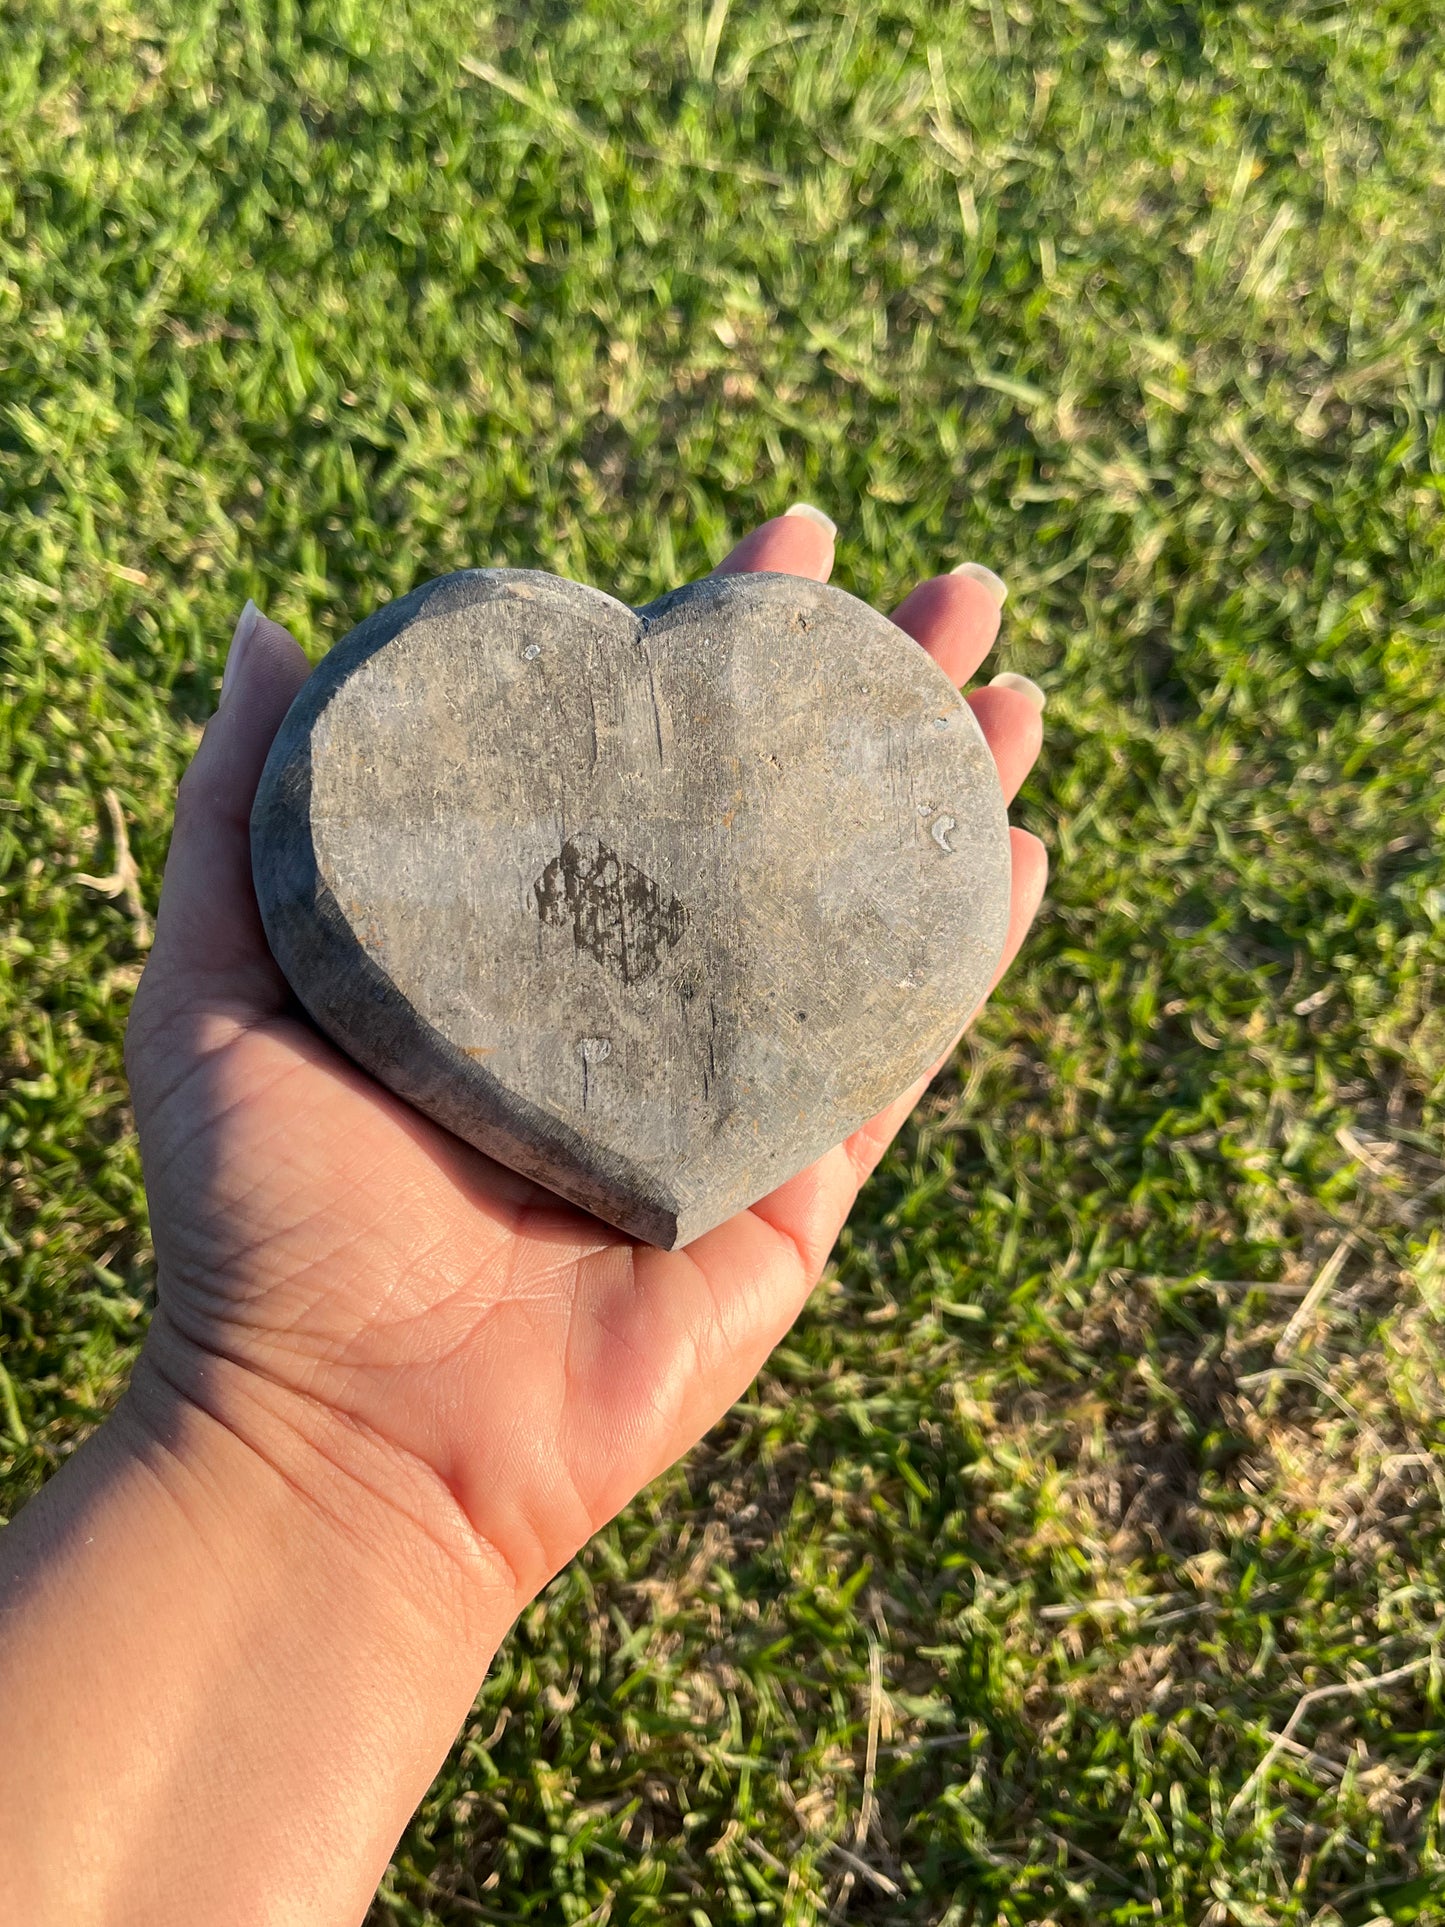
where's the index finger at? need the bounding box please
[710,503,836,582]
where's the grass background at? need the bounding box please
[2,0,1444,1919]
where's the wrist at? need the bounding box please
[129,1309,520,1659]
[0,1321,514,1927]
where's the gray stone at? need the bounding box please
[250,568,1011,1248]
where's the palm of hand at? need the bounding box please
[127,518,1045,1613]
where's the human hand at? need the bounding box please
[0,513,1047,1927]
[125,511,1048,1641]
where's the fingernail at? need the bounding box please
[221,600,263,703]
[951,561,1008,607]
[988,670,1045,713]
[783,502,837,538]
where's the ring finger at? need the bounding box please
[891,567,1043,805]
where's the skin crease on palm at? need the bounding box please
[124,509,1049,1632]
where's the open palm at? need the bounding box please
[125,512,1047,1621]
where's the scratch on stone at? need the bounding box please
[636,630,665,762]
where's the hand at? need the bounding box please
[125,512,1048,1633]
[0,513,1047,1927]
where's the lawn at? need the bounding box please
[3,0,1444,1919]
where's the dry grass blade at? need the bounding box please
[1228,1645,1441,1818]
[825,1839,901,1901]
[697,0,730,83]
[856,1636,884,1854]
[1273,1233,1358,1361]
[458,56,608,156]
[74,788,152,948]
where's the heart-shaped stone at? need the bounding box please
[251,568,1011,1247]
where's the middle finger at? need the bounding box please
[892,566,1044,805]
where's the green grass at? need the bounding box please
[3,0,1445,1918]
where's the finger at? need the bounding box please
[711,502,836,581]
[143,602,311,1016]
[890,565,1008,687]
[969,827,1049,1021]
[966,682,1045,805]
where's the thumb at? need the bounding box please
[139,601,311,1023]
